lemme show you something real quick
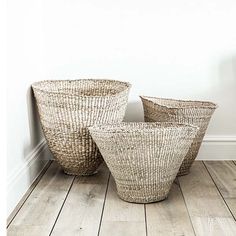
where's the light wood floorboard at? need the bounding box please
[50,164,110,236]
[204,161,236,219]
[7,161,236,236]
[99,176,146,236]
[146,180,195,236]
[7,162,74,236]
[7,161,52,226]
[178,161,236,236]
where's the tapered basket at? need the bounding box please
[32,79,131,175]
[140,96,217,176]
[89,122,198,203]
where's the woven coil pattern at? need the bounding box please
[140,96,217,176]
[89,122,198,203]
[32,79,131,175]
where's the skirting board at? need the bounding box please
[7,139,52,223]
[197,135,236,160]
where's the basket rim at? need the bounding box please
[89,122,199,134]
[140,95,218,109]
[32,79,131,98]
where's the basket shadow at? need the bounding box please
[124,100,144,122]
[23,86,53,183]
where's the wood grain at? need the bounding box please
[99,176,146,236]
[8,161,236,236]
[179,161,236,236]
[51,164,110,236]
[146,180,195,236]
[7,162,74,236]
[204,161,236,218]
[7,161,52,226]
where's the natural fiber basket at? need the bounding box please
[32,79,131,175]
[140,96,217,176]
[89,122,198,203]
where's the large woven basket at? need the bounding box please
[140,96,217,176]
[32,79,131,175]
[89,122,198,203]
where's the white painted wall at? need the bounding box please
[7,0,236,216]
[40,0,236,134]
[7,0,49,217]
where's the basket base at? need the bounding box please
[63,169,98,176]
[117,193,168,204]
[58,159,103,176]
[177,169,190,177]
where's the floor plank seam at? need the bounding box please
[7,161,236,235]
[177,177,197,236]
[203,161,236,221]
[7,161,53,228]
[97,172,110,236]
[144,204,148,236]
[49,176,76,236]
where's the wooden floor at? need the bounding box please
[7,161,236,236]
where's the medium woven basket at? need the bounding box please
[32,79,131,175]
[140,96,217,176]
[89,122,198,203]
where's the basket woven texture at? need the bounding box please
[32,79,131,175]
[140,96,217,176]
[89,122,198,203]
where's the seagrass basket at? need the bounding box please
[89,122,198,203]
[140,96,217,176]
[32,79,131,175]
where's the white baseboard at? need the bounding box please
[7,139,51,218]
[197,135,236,160]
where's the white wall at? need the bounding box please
[7,0,50,217]
[40,0,236,134]
[7,0,236,216]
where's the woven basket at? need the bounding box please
[32,79,131,175]
[89,122,198,203]
[140,96,217,176]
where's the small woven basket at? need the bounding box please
[32,79,131,176]
[89,122,198,203]
[140,96,217,176]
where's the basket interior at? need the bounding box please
[32,79,130,96]
[89,122,197,133]
[142,96,217,109]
